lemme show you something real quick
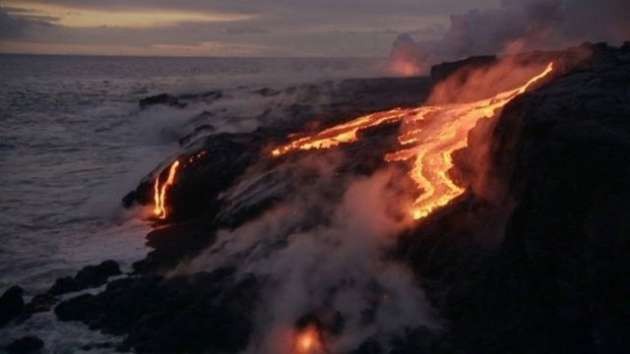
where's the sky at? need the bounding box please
[0,0,501,57]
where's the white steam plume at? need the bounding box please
[174,164,439,354]
[390,0,630,74]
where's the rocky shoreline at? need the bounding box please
[2,42,629,354]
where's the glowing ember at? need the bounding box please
[153,160,180,219]
[272,62,554,220]
[294,326,322,354]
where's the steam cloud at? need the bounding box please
[174,160,439,353]
[390,0,630,73]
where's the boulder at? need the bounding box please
[139,93,184,109]
[55,270,257,354]
[48,277,79,295]
[48,260,121,295]
[54,294,97,322]
[24,293,58,314]
[0,286,24,327]
[74,260,121,288]
[5,336,44,354]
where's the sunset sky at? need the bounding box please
[0,0,500,57]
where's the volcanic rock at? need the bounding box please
[48,260,121,295]
[178,90,222,102]
[402,42,630,354]
[179,123,215,146]
[55,270,257,354]
[0,285,24,327]
[139,93,184,109]
[452,42,630,354]
[4,336,44,354]
[253,87,281,97]
[48,277,79,295]
[24,293,58,314]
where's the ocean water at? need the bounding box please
[0,54,384,351]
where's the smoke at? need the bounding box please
[390,0,630,74]
[174,161,438,353]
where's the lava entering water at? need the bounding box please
[153,160,180,219]
[293,325,324,354]
[272,62,554,220]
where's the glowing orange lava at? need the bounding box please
[153,160,180,219]
[294,326,322,354]
[272,62,554,220]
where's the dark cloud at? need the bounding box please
[0,7,56,40]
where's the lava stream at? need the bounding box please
[293,325,324,354]
[153,160,180,219]
[272,62,554,220]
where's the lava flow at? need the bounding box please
[272,62,554,220]
[153,160,180,219]
[293,325,324,354]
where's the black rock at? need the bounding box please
[54,294,97,322]
[25,293,58,314]
[55,270,257,354]
[179,90,223,102]
[139,93,184,109]
[0,286,24,327]
[74,260,122,288]
[179,124,215,147]
[48,276,79,295]
[5,336,44,354]
[253,87,281,97]
[121,190,137,208]
[80,341,115,351]
[48,260,121,295]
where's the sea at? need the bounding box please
[0,54,386,352]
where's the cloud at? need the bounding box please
[0,7,56,40]
[0,0,500,56]
[389,0,630,73]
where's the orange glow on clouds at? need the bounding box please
[5,1,253,28]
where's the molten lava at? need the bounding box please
[293,325,323,354]
[153,160,180,219]
[272,62,554,220]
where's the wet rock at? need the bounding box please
[48,260,121,295]
[54,294,96,322]
[75,260,121,287]
[139,93,184,109]
[132,219,214,274]
[126,132,263,223]
[48,276,79,295]
[179,124,215,147]
[121,189,137,208]
[179,90,222,102]
[253,87,281,97]
[5,336,44,354]
[56,270,257,354]
[0,286,24,327]
[80,341,115,351]
[24,293,58,314]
